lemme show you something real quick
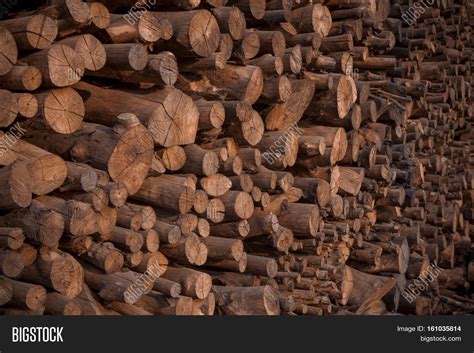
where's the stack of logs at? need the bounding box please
[0,0,472,315]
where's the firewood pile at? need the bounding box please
[0,0,472,316]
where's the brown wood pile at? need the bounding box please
[0,0,472,316]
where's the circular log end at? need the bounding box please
[235,192,254,220]
[103,249,124,274]
[272,31,286,58]
[244,66,263,104]
[242,33,260,60]
[2,252,24,278]
[128,44,149,71]
[275,228,294,253]
[26,15,58,50]
[238,220,250,238]
[250,0,266,19]
[26,285,47,311]
[29,155,68,195]
[309,205,320,236]
[331,128,348,163]
[207,198,225,223]
[89,2,110,29]
[141,207,157,230]
[336,75,357,119]
[108,182,128,208]
[108,125,154,195]
[209,102,225,129]
[202,150,220,176]
[49,255,83,298]
[195,242,208,266]
[149,90,199,147]
[193,190,209,214]
[241,110,264,146]
[275,56,284,75]
[149,252,169,277]
[350,104,362,130]
[279,75,292,102]
[20,66,42,92]
[143,230,159,252]
[16,93,39,118]
[231,239,244,261]
[65,0,91,24]
[316,179,331,208]
[48,44,85,87]
[139,12,163,43]
[312,4,332,37]
[151,52,178,86]
[290,45,302,74]
[219,33,233,60]
[39,210,64,247]
[184,233,201,265]
[158,18,174,41]
[76,34,107,71]
[195,273,213,299]
[44,88,85,134]
[238,252,248,273]
[162,146,186,171]
[64,299,82,315]
[197,218,210,237]
[167,225,182,245]
[263,285,280,315]
[178,186,196,214]
[189,10,221,57]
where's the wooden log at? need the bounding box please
[0,14,57,51]
[0,250,24,278]
[153,10,220,57]
[0,228,24,250]
[80,241,124,274]
[278,203,320,236]
[290,4,332,36]
[206,64,264,104]
[0,161,32,209]
[34,88,85,134]
[245,254,278,278]
[161,233,205,266]
[44,292,82,316]
[217,191,254,221]
[201,236,244,261]
[232,32,260,61]
[0,65,42,91]
[58,34,106,71]
[25,114,153,195]
[161,267,212,299]
[75,82,199,147]
[264,78,315,131]
[307,74,357,120]
[134,176,195,214]
[21,248,83,298]
[211,6,246,40]
[229,0,266,19]
[213,285,280,315]
[5,278,46,313]
[14,93,39,119]
[22,44,85,87]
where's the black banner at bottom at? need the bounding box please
[0,316,472,353]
